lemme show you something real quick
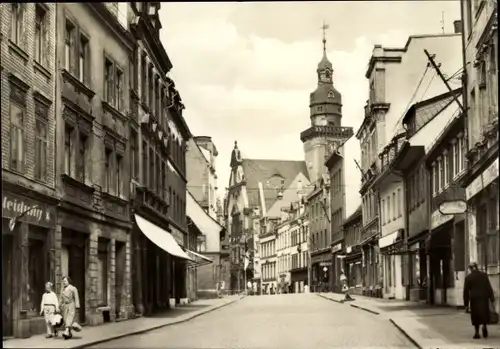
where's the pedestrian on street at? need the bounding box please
[340,270,353,301]
[40,281,60,338]
[463,261,495,339]
[60,276,81,340]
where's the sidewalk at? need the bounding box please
[318,292,500,348]
[3,295,243,349]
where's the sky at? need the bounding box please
[159,1,461,218]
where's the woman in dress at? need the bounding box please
[40,281,59,338]
[60,276,80,339]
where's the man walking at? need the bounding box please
[463,261,495,339]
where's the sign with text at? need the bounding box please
[466,158,499,200]
[331,243,342,254]
[438,200,468,215]
[2,192,56,228]
[319,261,332,267]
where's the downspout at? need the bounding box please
[403,173,410,301]
[459,0,471,278]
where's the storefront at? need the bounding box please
[132,214,191,314]
[290,268,308,293]
[311,251,332,292]
[428,209,466,306]
[330,242,344,292]
[2,189,57,338]
[344,245,363,295]
[465,157,499,309]
[360,225,380,297]
[379,229,405,300]
[406,233,428,302]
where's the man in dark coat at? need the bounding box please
[463,261,495,339]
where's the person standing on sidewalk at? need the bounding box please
[40,281,59,338]
[60,276,81,340]
[340,270,354,301]
[463,261,495,339]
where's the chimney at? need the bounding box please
[453,20,462,34]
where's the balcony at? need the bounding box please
[300,125,354,143]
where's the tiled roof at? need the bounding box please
[242,159,309,212]
[266,172,311,218]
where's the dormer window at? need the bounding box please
[328,91,335,99]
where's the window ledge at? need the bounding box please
[61,69,95,99]
[34,61,51,80]
[8,39,28,63]
[61,174,95,193]
[102,100,127,121]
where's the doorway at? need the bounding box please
[115,240,126,319]
[61,230,87,324]
[2,233,14,337]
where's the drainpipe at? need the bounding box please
[459,0,471,276]
[403,173,410,301]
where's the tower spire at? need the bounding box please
[321,21,329,54]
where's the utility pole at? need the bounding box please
[424,49,465,112]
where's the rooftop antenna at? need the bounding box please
[441,11,445,34]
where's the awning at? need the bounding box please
[134,214,191,260]
[184,249,213,267]
[186,190,223,246]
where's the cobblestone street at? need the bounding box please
[90,294,414,349]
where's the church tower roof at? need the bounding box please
[317,25,333,72]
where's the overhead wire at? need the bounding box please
[391,63,430,134]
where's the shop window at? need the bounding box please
[477,204,487,270]
[96,239,109,306]
[487,196,499,266]
[28,236,47,313]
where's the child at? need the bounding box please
[40,281,60,338]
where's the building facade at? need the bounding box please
[260,217,278,294]
[276,220,291,293]
[460,0,499,309]
[1,2,59,338]
[186,136,219,219]
[128,2,192,314]
[357,33,463,297]
[342,207,363,295]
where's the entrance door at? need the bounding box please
[2,234,13,337]
[69,243,86,324]
[115,241,126,319]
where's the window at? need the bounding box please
[35,109,48,181]
[397,188,402,217]
[64,125,73,176]
[130,130,139,180]
[10,94,25,173]
[458,136,465,173]
[142,141,148,186]
[443,152,449,187]
[381,199,385,224]
[392,192,396,220]
[149,147,155,190]
[104,58,114,105]
[116,154,122,196]
[387,196,391,223]
[77,133,87,183]
[105,148,112,193]
[116,68,124,111]
[141,53,147,102]
[79,34,89,84]
[96,241,108,306]
[35,5,47,64]
[10,4,23,46]
[156,153,161,194]
[432,163,438,195]
[65,21,75,73]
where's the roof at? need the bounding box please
[266,173,310,218]
[242,159,309,212]
[343,205,362,227]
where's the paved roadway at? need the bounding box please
[90,293,416,349]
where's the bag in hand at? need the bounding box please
[489,301,499,325]
[72,322,82,332]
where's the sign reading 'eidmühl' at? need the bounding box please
[2,193,55,228]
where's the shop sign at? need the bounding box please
[466,158,499,200]
[331,243,342,254]
[2,192,56,228]
[430,209,453,230]
[170,226,184,246]
[438,200,468,215]
[319,261,332,267]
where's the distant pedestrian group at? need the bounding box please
[40,276,82,340]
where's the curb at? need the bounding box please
[349,304,380,315]
[316,293,343,304]
[389,318,422,349]
[71,297,242,349]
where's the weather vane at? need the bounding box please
[321,21,329,52]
